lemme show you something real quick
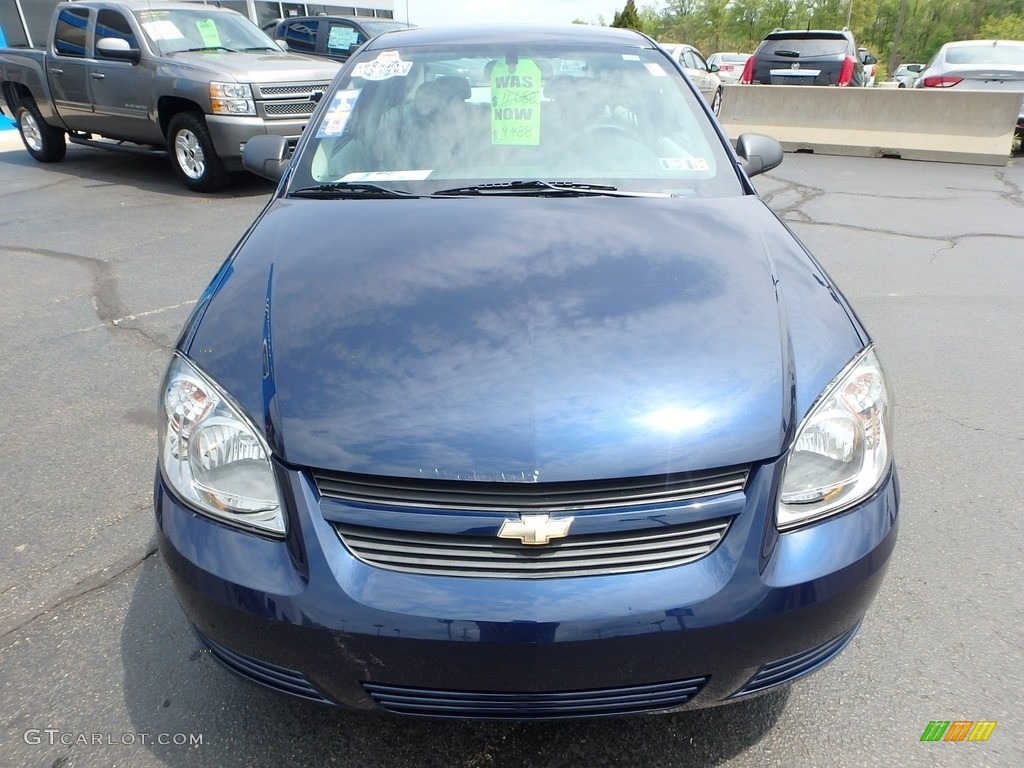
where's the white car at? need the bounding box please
[892,63,924,88]
[661,43,724,114]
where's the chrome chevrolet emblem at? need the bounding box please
[497,514,574,545]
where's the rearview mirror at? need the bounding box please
[96,37,141,63]
[735,133,783,178]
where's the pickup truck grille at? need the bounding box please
[252,81,330,99]
[261,102,317,118]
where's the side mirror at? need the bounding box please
[275,38,289,52]
[96,37,140,63]
[708,63,719,73]
[862,53,877,65]
[735,133,783,177]
[907,63,923,73]
[243,134,290,181]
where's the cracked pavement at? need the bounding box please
[0,145,1022,767]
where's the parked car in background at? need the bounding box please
[707,52,751,84]
[264,15,412,63]
[858,47,879,86]
[661,43,723,113]
[0,1,340,191]
[914,40,1024,140]
[156,22,899,720]
[740,29,868,87]
[891,63,924,88]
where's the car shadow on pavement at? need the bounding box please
[122,556,789,768]
[0,144,277,199]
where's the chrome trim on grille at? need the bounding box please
[364,676,708,720]
[314,467,748,513]
[334,518,731,579]
[252,81,331,99]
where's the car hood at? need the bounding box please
[168,50,340,81]
[187,196,864,482]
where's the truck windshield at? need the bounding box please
[134,8,278,55]
[290,42,741,198]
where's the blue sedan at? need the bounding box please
[155,23,898,720]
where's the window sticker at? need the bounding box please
[328,26,358,49]
[645,62,668,77]
[491,59,542,146]
[351,51,412,80]
[621,54,641,61]
[341,170,432,182]
[142,20,184,41]
[195,18,221,48]
[660,157,710,172]
[316,89,360,138]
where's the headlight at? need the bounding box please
[210,82,255,115]
[159,354,285,535]
[777,346,893,530]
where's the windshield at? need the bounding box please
[135,8,278,54]
[946,43,1024,66]
[289,41,742,197]
[359,20,414,37]
[761,34,849,58]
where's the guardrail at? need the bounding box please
[718,84,1021,166]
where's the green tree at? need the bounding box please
[612,0,645,31]
[979,13,1024,39]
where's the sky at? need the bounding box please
[402,1,628,27]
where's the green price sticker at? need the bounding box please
[195,19,221,48]
[491,60,542,146]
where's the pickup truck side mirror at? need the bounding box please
[275,39,289,52]
[243,134,290,182]
[735,133,783,177]
[96,37,141,63]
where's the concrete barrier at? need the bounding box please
[718,84,1022,166]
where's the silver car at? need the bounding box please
[662,43,724,114]
[707,52,751,84]
[891,63,924,88]
[914,40,1024,138]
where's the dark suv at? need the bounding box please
[740,29,868,86]
[265,16,412,62]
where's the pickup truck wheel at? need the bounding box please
[168,112,230,192]
[15,100,66,163]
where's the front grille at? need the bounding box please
[314,467,748,513]
[335,517,730,579]
[730,622,862,698]
[364,676,708,720]
[253,81,331,98]
[192,626,334,705]
[261,101,317,117]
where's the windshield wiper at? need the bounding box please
[241,46,280,52]
[290,183,419,199]
[431,180,669,198]
[174,46,239,53]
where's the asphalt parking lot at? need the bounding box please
[0,129,1022,768]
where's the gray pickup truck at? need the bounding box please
[0,0,340,191]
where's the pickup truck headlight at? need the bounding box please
[210,82,255,115]
[777,346,893,530]
[159,354,285,535]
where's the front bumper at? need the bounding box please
[205,115,307,168]
[156,458,898,719]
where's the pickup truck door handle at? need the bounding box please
[90,72,106,80]
[50,68,64,74]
